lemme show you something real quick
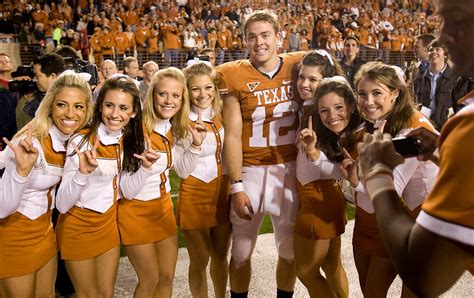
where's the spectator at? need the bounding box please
[200,48,216,67]
[138,61,159,102]
[0,53,17,151]
[413,39,458,130]
[123,56,140,81]
[339,36,366,89]
[407,34,436,86]
[161,20,182,68]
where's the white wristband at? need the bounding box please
[365,174,395,200]
[230,182,244,194]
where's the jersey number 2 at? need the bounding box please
[249,101,298,147]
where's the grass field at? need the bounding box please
[169,170,355,248]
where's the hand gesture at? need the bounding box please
[407,126,439,165]
[340,148,359,187]
[232,191,254,221]
[3,125,39,177]
[133,133,160,170]
[298,115,319,161]
[358,130,405,177]
[72,135,100,175]
[188,109,207,147]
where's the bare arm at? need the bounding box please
[223,94,253,220]
[359,131,474,296]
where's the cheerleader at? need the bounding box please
[0,71,92,296]
[177,62,231,298]
[55,76,144,297]
[118,67,206,297]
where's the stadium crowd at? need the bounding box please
[1,0,440,67]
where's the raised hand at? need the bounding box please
[133,133,160,170]
[340,148,359,187]
[232,192,254,221]
[188,109,208,147]
[3,125,39,177]
[407,127,439,165]
[298,115,319,160]
[72,135,100,175]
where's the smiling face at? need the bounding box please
[153,77,183,120]
[356,78,398,121]
[188,74,215,110]
[317,92,352,134]
[297,65,323,101]
[52,87,88,135]
[245,21,280,70]
[101,89,135,132]
[428,46,446,66]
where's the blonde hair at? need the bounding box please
[14,70,93,140]
[142,67,189,139]
[183,62,223,124]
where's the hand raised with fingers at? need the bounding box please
[188,109,208,147]
[134,133,160,170]
[73,135,100,175]
[3,125,39,177]
[231,192,254,221]
[298,115,320,160]
[340,148,359,187]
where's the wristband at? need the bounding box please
[364,174,396,200]
[230,182,244,194]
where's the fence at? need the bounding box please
[18,43,416,70]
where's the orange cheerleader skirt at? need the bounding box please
[56,203,120,260]
[0,211,56,278]
[118,192,177,245]
[294,179,347,239]
[176,175,230,230]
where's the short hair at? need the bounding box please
[142,61,158,70]
[343,36,360,47]
[415,34,436,48]
[243,10,279,37]
[123,56,138,71]
[55,45,80,61]
[33,53,66,77]
[0,52,10,58]
[428,39,450,56]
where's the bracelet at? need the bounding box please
[230,182,244,194]
[231,179,243,185]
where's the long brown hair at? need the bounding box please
[354,62,415,136]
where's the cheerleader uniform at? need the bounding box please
[118,119,200,245]
[176,106,230,230]
[0,126,68,278]
[56,123,122,260]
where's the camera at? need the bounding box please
[392,136,423,157]
[8,65,38,93]
[63,57,100,86]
